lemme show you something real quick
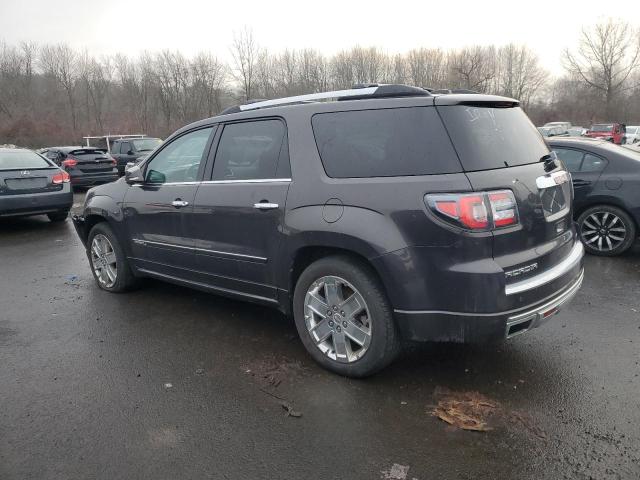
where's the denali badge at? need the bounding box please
[505,263,538,278]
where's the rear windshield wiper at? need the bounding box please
[540,152,558,172]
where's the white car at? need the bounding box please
[624,126,640,144]
[543,121,572,133]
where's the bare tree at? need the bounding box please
[563,19,640,117]
[190,52,227,117]
[39,44,80,131]
[448,46,496,92]
[496,44,548,108]
[406,48,446,89]
[230,27,260,101]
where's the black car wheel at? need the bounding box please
[578,205,636,256]
[293,255,400,378]
[87,222,139,292]
[47,211,69,222]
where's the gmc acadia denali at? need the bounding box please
[72,84,585,377]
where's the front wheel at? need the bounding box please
[577,205,636,256]
[87,222,139,292]
[293,255,400,377]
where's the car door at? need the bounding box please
[552,147,607,207]
[186,118,291,303]
[123,126,215,278]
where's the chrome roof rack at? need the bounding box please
[223,84,430,114]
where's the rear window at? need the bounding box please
[311,107,462,178]
[591,124,613,132]
[438,105,549,171]
[0,150,51,170]
[70,149,108,159]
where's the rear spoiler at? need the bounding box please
[69,148,108,156]
[434,94,519,108]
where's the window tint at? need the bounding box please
[553,148,583,172]
[212,120,288,181]
[312,107,461,178]
[0,149,51,170]
[438,106,549,171]
[581,153,606,172]
[120,142,131,154]
[145,127,212,184]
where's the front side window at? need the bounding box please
[145,127,213,184]
[212,120,288,181]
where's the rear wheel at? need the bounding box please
[47,211,69,222]
[87,222,139,292]
[577,205,636,256]
[293,255,400,377]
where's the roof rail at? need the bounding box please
[225,84,430,114]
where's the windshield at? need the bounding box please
[439,105,549,171]
[0,149,51,170]
[591,124,613,132]
[132,138,162,151]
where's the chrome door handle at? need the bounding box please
[172,200,189,208]
[253,202,279,210]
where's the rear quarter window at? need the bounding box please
[311,107,462,178]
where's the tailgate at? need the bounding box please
[436,99,576,285]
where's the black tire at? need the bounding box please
[87,222,139,292]
[293,255,400,377]
[577,205,636,256]
[47,211,69,222]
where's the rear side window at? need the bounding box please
[212,119,288,181]
[438,105,549,171]
[311,107,462,178]
[581,153,606,172]
[0,150,51,170]
[553,148,583,172]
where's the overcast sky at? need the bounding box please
[0,0,636,75]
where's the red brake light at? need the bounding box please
[62,158,77,168]
[52,171,70,184]
[427,190,518,231]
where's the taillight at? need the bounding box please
[62,158,77,168]
[426,190,519,231]
[52,171,70,184]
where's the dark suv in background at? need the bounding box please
[110,137,162,175]
[72,84,584,377]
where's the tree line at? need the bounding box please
[1,19,639,148]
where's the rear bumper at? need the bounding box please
[0,188,73,217]
[70,172,119,187]
[394,268,584,342]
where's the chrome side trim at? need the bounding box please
[136,179,292,187]
[132,239,267,262]
[505,241,583,295]
[200,178,291,185]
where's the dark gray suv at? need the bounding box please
[72,85,584,377]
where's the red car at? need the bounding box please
[585,123,626,144]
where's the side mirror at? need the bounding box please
[125,165,144,184]
[127,150,134,155]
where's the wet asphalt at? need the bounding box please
[1,192,639,480]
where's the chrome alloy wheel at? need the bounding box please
[90,234,118,288]
[581,211,627,252]
[303,276,372,363]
